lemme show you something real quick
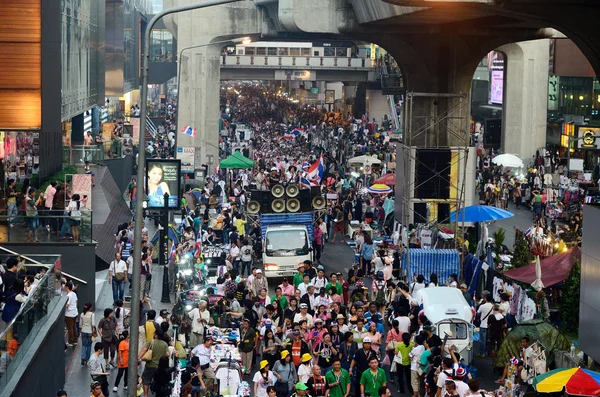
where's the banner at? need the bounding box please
[177,146,195,173]
[72,174,93,209]
[146,159,181,209]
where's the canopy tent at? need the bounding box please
[491,153,524,168]
[503,246,581,287]
[348,155,381,165]
[402,249,461,284]
[494,320,571,368]
[219,152,254,169]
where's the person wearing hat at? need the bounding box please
[298,353,313,383]
[286,328,311,368]
[254,360,276,397]
[273,350,298,397]
[278,278,295,299]
[291,382,310,397]
[460,284,474,307]
[350,336,378,395]
[156,308,170,325]
[336,314,349,334]
[293,302,314,328]
[293,264,305,289]
[452,366,470,397]
[423,325,443,350]
[251,269,269,300]
[360,356,387,397]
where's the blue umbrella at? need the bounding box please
[450,205,514,223]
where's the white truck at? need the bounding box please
[260,213,314,279]
[415,287,475,364]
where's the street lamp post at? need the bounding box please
[129,1,242,395]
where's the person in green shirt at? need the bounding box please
[272,286,289,312]
[325,273,343,296]
[325,359,351,397]
[138,329,170,397]
[360,357,386,397]
[394,332,414,394]
[293,264,305,288]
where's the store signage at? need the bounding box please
[577,126,600,149]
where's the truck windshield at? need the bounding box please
[265,230,309,256]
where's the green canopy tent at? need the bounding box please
[494,319,571,368]
[219,152,254,169]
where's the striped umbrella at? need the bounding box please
[374,173,396,186]
[367,184,393,194]
[533,367,600,396]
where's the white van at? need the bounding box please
[415,287,475,364]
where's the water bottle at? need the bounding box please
[570,343,575,358]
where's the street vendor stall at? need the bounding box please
[403,248,460,282]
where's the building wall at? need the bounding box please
[61,0,105,121]
[580,204,600,363]
[105,0,146,97]
[366,89,390,125]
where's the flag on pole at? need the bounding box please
[524,228,532,237]
[181,125,197,137]
[169,241,176,263]
[300,177,311,189]
[307,154,324,183]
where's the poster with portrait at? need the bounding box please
[146,159,181,209]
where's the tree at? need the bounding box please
[512,234,532,268]
[560,259,580,332]
[492,228,505,264]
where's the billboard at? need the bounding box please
[176,146,195,173]
[325,90,335,104]
[487,51,505,105]
[146,159,181,208]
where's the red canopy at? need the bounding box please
[503,246,581,287]
[374,173,396,186]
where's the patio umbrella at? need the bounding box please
[533,367,600,396]
[450,205,514,223]
[367,184,392,194]
[374,173,396,185]
[531,255,545,291]
[492,154,524,168]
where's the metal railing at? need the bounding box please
[0,255,62,391]
[63,142,124,165]
[1,209,93,243]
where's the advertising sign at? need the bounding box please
[577,127,600,149]
[325,90,335,104]
[488,51,505,105]
[177,146,195,173]
[72,174,93,209]
[146,159,181,208]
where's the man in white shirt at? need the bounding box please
[293,303,314,328]
[64,281,78,346]
[126,250,135,290]
[191,337,217,393]
[436,356,459,397]
[410,275,426,299]
[394,309,411,334]
[311,268,328,295]
[250,269,268,298]
[109,253,127,306]
[476,294,494,358]
[189,301,210,347]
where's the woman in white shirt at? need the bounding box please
[80,303,96,366]
[297,354,313,383]
[114,300,130,334]
[253,360,276,397]
[67,194,82,242]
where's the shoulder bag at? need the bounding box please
[474,306,493,328]
[142,340,154,362]
[274,363,291,393]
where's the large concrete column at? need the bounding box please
[164,0,261,170]
[499,39,549,162]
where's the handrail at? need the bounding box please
[0,247,87,284]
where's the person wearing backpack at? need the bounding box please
[240,239,254,277]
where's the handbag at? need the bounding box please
[142,340,154,361]
[474,306,493,328]
[386,337,396,352]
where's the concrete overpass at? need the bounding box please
[164,0,599,166]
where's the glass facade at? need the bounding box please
[0,131,41,182]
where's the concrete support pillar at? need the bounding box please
[499,39,549,162]
[164,0,260,170]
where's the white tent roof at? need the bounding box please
[416,287,473,325]
[348,155,381,165]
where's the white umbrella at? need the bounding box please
[348,155,381,165]
[492,154,524,168]
[531,255,545,291]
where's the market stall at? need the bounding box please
[402,248,460,282]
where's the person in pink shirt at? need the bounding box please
[305,318,327,350]
[44,181,57,231]
[278,278,295,299]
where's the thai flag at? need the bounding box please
[300,177,311,189]
[307,154,324,184]
[524,228,532,237]
[301,161,310,171]
[169,241,176,263]
[284,131,295,140]
[193,233,203,258]
[181,125,196,137]
[179,217,189,234]
[291,128,303,136]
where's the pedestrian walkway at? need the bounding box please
[63,265,172,397]
[488,205,535,249]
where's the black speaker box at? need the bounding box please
[250,190,272,213]
[437,203,450,223]
[414,202,428,224]
[416,149,451,199]
[298,189,312,212]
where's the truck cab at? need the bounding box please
[262,224,312,278]
[416,287,475,364]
